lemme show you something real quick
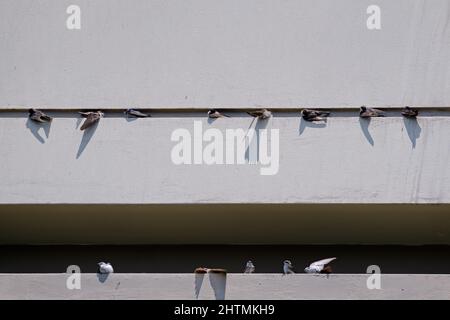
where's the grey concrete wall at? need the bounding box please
[0,274,449,300]
[1,0,450,108]
[1,205,449,244]
[0,111,449,204]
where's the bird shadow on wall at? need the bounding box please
[125,116,138,123]
[298,118,326,136]
[245,118,269,163]
[194,273,226,300]
[76,122,99,159]
[359,118,374,146]
[26,118,51,144]
[194,273,205,299]
[96,272,109,283]
[403,117,421,148]
[209,272,227,300]
[75,117,83,129]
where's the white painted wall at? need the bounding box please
[0,111,449,204]
[0,274,449,300]
[1,0,450,108]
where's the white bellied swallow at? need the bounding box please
[360,106,385,118]
[29,109,53,123]
[247,108,272,119]
[301,109,330,122]
[98,262,114,274]
[283,260,295,275]
[208,109,229,118]
[125,109,149,118]
[244,260,255,273]
[401,106,418,118]
[304,257,336,274]
[79,111,104,130]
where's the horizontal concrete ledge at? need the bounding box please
[0,274,448,300]
[2,106,450,112]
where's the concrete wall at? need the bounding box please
[0,274,449,300]
[0,111,449,204]
[0,205,449,244]
[1,0,450,108]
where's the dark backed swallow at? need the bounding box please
[79,111,104,130]
[301,109,330,122]
[401,106,419,118]
[247,108,272,119]
[29,109,53,123]
[125,109,150,118]
[208,109,229,118]
[360,106,385,118]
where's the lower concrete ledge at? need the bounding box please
[0,274,448,300]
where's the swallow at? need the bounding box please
[401,106,418,118]
[247,108,272,119]
[194,267,208,274]
[98,262,114,274]
[244,260,255,273]
[304,257,336,274]
[208,109,229,118]
[79,111,104,130]
[301,109,330,122]
[360,106,385,118]
[28,109,52,123]
[124,109,149,118]
[283,260,295,275]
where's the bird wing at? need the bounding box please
[371,108,385,115]
[247,110,263,117]
[78,112,91,118]
[129,109,149,117]
[310,257,336,268]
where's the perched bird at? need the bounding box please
[98,262,114,274]
[283,260,295,275]
[247,109,272,119]
[208,268,227,274]
[244,260,255,274]
[194,267,227,274]
[360,106,385,118]
[304,257,336,274]
[208,109,229,118]
[28,109,52,123]
[79,111,104,130]
[124,108,149,118]
[401,106,418,118]
[194,267,208,274]
[301,109,330,122]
